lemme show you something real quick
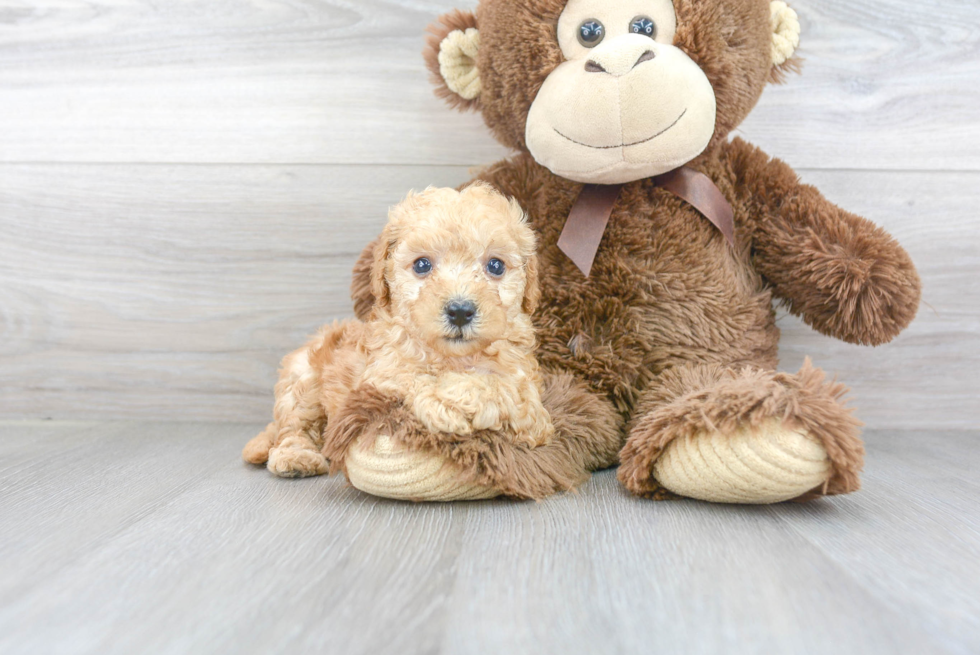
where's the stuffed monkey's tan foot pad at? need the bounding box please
[652,420,832,504]
[345,435,501,502]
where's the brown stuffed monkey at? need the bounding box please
[331,0,921,503]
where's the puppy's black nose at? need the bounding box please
[445,300,477,328]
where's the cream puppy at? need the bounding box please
[243,184,552,478]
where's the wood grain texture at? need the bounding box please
[0,423,977,655]
[2,164,976,427]
[776,432,980,653]
[0,0,977,169]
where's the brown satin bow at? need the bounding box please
[556,166,735,277]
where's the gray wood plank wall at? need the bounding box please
[1,0,978,428]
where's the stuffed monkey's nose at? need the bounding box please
[445,300,477,328]
[585,36,657,77]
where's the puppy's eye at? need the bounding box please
[413,258,432,276]
[486,258,506,277]
[630,16,656,38]
[577,19,604,48]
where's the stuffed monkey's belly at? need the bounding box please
[535,244,779,408]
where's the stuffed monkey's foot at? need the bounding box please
[267,435,329,478]
[652,421,832,504]
[618,360,864,503]
[345,435,500,502]
[324,374,622,502]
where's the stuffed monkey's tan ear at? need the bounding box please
[423,10,481,111]
[370,236,396,309]
[769,1,802,83]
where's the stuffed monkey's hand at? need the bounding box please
[757,199,921,346]
[732,140,921,346]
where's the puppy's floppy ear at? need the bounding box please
[351,237,378,320]
[504,196,541,316]
[423,10,481,111]
[522,253,542,316]
[370,235,396,309]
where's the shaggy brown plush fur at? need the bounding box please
[346,0,920,501]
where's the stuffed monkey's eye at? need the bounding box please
[630,16,656,38]
[577,20,605,47]
[413,258,432,276]
[486,258,506,277]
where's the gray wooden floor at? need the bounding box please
[1,422,977,655]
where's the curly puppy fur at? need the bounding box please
[243,185,554,477]
[346,0,920,501]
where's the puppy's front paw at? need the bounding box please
[267,437,329,478]
[470,401,502,432]
[509,416,555,449]
[531,417,556,447]
[425,406,475,436]
[412,393,475,436]
[434,373,490,414]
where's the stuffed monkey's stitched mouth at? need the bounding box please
[553,108,687,150]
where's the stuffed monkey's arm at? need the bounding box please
[727,139,921,346]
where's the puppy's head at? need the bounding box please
[371,184,539,356]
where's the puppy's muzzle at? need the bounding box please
[445,300,477,328]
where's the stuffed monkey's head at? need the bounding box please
[425,0,801,185]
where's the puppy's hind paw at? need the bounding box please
[242,426,274,465]
[267,443,329,478]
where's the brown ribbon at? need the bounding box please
[555,183,623,279]
[557,166,735,277]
